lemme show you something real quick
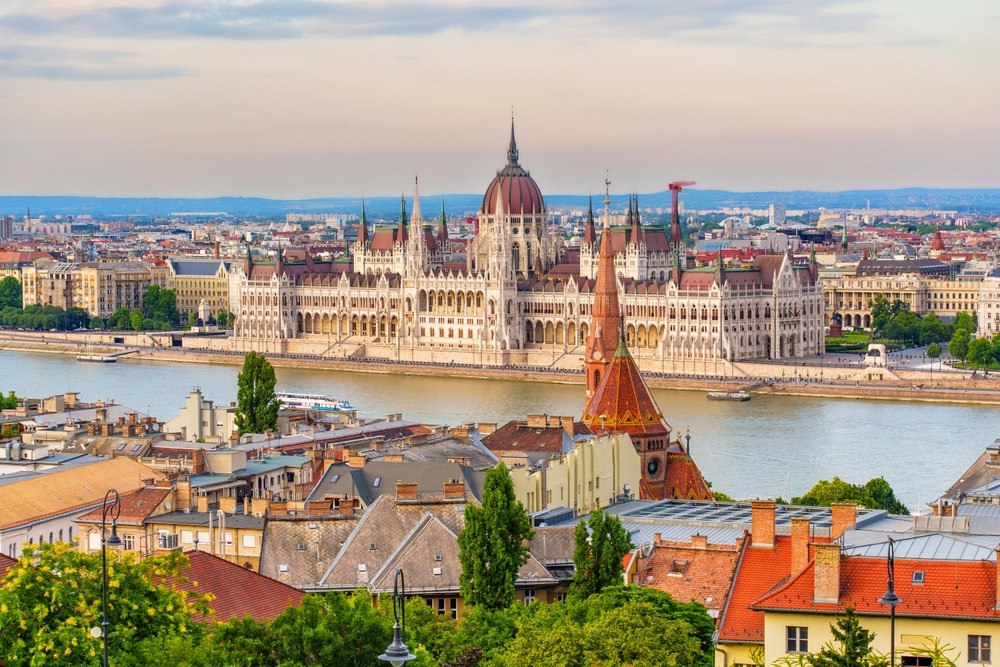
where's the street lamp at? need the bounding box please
[379,569,416,667]
[99,489,122,667]
[877,536,901,667]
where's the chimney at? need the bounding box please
[395,482,418,500]
[654,533,662,544]
[347,454,366,468]
[243,497,249,515]
[751,500,775,548]
[691,534,708,549]
[830,503,857,540]
[192,449,205,474]
[444,481,465,500]
[791,517,811,576]
[383,453,404,463]
[196,495,209,513]
[561,416,575,433]
[526,415,547,428]
[339,497,355,515]
[219,497,237,514]
[308,500,332,515]
[813,543,841,604]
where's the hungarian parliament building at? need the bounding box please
[230,125,824,371]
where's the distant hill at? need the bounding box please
[1,188,998,220]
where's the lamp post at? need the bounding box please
[379,569,416,667]
[100,488,122,667]
[877,536,901,667]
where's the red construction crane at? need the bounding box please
[668,181,695,247]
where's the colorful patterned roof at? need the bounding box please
[582,340,671,437]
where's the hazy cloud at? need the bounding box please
[0,0,877,42]
[0,44,191,80]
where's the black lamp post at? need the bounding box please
[379,569,416,667]
[100,488,122,667]
[877,536,901,667]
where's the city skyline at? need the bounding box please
[1,0,997,199]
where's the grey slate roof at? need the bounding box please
[843,532,999,561]
[259,515,360,588]
[308,461,486,507]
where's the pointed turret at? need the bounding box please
[397,194,409,244]
[274,246,284,277]
[243,242,253,277]
[671,246,683,285]
[411,176,423,224]
[931,223,945,252]
[841,221,848,253]
[582,336,712,501]
[438,199,449,246]
[358,199,369,246]
[714,248,726,286]
[507,118,519,167]
[583,195,596,245]
[629,193,643,246]
[584,178,622,399]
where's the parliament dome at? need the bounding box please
[481,123,545,216]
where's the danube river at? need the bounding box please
[3,349,995,513]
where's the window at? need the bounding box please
[970,636,992,663]
[89,532,101,550]
[786,626,808,653]
[242,534,255,548]
[523,589,536,606]
[181,530,194,544]
[900,658,932,667]
[122,534,135,551]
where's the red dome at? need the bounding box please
[481,123,544,216]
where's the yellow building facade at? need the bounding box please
[511,432,641,516]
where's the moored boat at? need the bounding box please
[706,391,750,402]
[276,391,355,412]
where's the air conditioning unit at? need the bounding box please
[157,533,180,550]
[297,544,306,551]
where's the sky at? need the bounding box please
[0,0,997,198]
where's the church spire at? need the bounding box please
[438,198,449,246]
[398,194,409,244]
[583,194,596,245]
[630,192,643,246]
[584,176,622,400]
[411,176,422,223]
[358,198,368,246]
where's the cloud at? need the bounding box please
[0,0,879,43]
[0,44,191,80]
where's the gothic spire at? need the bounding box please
[584,178,622,400]
[583,194,596,245]
[358,198,368,245]
[411,176,422,223]
[398,194,409,244]
[507,116,519,166]
[438,198,449,246]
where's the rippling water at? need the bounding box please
[2,349,995,512]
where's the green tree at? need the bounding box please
[955,311,977,336]
[89,316,105,330]
[582,602,700,667]
[0,276,22,310]
[267,592,393,667]
[458,462,535,611]
[811,607,886,667]
[571,508,633,598]
[967,337,993,369]
[235,351,279,435]
[919,313,948,344]
[927,342,942,360]
[793,476,909,515]
[948,327,971,362]
[0,542,209,667]
[109,307,132,330]
[0,391,18,410]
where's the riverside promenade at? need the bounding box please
[2,330,999,405]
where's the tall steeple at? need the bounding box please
[583,195,596,246]
[438,199,449,246]
[358,198,369,246]
[411,176,423,224]
[584,177,622,400]
[507,116,519,167]
[397,194,409,244]
[629,193,643,246]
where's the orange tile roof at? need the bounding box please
[716,536,793,643]
[0,458,163,531]
[643,536,745,615]
[76,486,172,525]
[663,452,713,501]
[753,555,1000,620]
[178,550,306,622]
[582,340,671,438]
